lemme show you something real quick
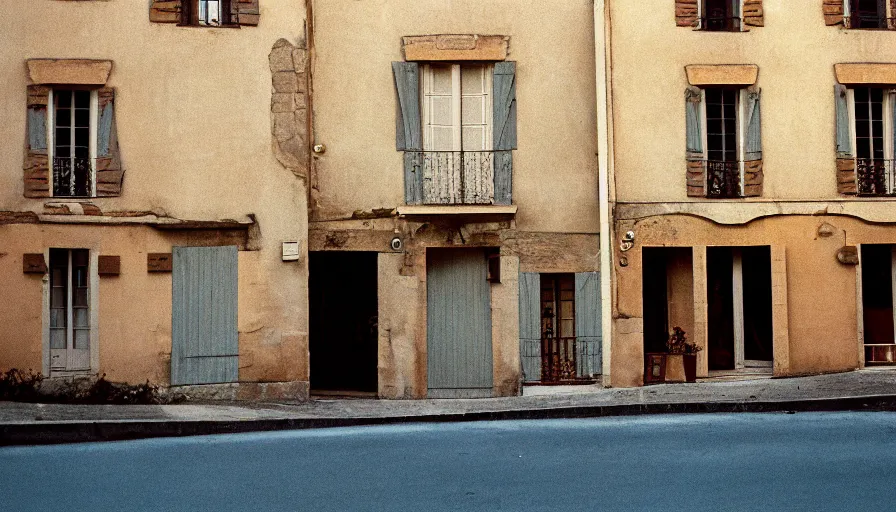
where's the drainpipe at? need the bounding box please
[594,0,615,387]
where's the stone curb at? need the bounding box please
[4,394,896,446]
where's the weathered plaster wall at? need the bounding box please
[610,214,881,387]
[0,2,310,389]
[311,0,599,234]
[377,252,420,399]
[610,0,896,203]
[0,223,307,387]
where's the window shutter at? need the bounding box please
[824,0,845,25]
[24,85,50,198]
[493,61,516,205]
[393,62,423,204]
[574,272,602,379]
[519,272,541,383]
[743,86,763,197]
[231,0,260,26]
[676,0,699,27]
[96,88,124,197]
[149,0,183,23]
[835,84,857,195]
[685,86,706,197]
[743,0,764,27]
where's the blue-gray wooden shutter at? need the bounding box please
[836,84,852,158]
[574,272,601,378]
[685,86,704,159]
[171,246,239,386]
[891,90,896,161]
[493,61,517,206]
[744,86,762,161]
[685,86,706,198]
[24,85,50,198]
[95,87,124,197]
[519,272,541,383]
[392,62,423,205]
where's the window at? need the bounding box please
[149,0,259,27]
[49,89,98,197]
[845,0,893,29]
[197,0,226,26]
[685,84,763,198]
[701,0,742,31]
[49,249,91,373]
[848,87,896,194]
[393,60,516,206]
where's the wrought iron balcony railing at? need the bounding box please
[701,16,742,31]
[405,150,511,205]
[844,14,896,29]
[52,156,94,197]
[705,159,742,198]
[856,158,896,196]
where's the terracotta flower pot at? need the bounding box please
[683,354,698,383]
[664,354,686,383]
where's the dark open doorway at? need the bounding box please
[861,244,896,364]
[309,252,378,395]
[707,246,773,371]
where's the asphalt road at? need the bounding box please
[2,412,896,511]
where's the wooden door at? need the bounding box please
[171,246,238,386]
[426,249,493,398]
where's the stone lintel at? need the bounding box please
[685,64,759,86]
[402,35,509,62]
[27,59,113,85]
[835,63,896,85]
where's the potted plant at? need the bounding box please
[665,327,702,383]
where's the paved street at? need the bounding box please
[3,412,896,511]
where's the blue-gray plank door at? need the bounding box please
[171,246,239,386]
[426,249,493,398]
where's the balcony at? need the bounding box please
[701,15,741,31]
[856,158,896,196]
[398,150,516,219]
[52,157,94,198]
[844,14,896,30]
[705,160,742,198]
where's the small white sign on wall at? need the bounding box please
[282,241,301,262]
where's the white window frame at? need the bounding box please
[700,87,746,195]
[847,87,896,162]
[421,63,493,152]
[47,88,99,198]
[41,248,99,376]
[198,0,224,26]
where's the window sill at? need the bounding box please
[397,204,517,219]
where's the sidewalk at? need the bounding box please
[3,370,896,445]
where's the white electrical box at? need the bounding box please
[282,241,300,261]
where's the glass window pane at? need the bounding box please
[74,308,89,328]
[75,127,89,148]
[74,90,90,107]
[462,96,485,125]
[74,329,89,349]
[55,108,71,127]
[56,91,71,108]
[74,288,88,308]
[430,97,453,126]
[462,127,485,151]
[55,127,71,145]
[50,329,66,349]
[461,65,485,94]
[51,288,66,307]
[50,309,66,328]
[72,250,89,267]
[430,127,455,152]
[430,65,453,95]
[74,108,90,128]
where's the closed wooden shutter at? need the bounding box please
[824,0,846,25]
[743,86,763,197]
[676,0,699,27]
[493,61,516,205]
[95,87,124,197]
[231,0,260,26]
[149,0,183,23]
[685,86,706,197]
[393,62,423,204]
[24,86,50,198]
[835,84,857,194]
[519,272,541,383]
[574,272,602,378]
[743,0,764,27]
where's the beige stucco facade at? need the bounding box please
[606,0,896,387]
[0,1,311,398]
[309,0,600,397]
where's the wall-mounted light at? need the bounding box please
[620,230,635,252]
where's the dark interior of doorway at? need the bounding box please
[309,252,378,394]
[861,244,894,345]
[707,246,773,370]
[643,248,670,354]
